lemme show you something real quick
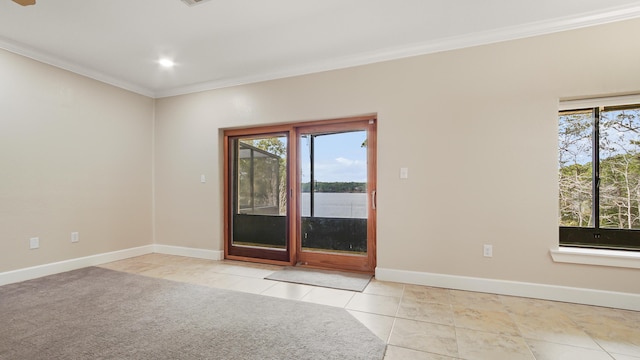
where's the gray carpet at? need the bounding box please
[0,267,385,360]
[265,267,372,292]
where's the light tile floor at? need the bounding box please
[98,254,640,360]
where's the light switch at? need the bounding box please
[400,167,409,179]
[201,174,206,183]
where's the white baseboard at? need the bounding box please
[5,247,636,311]
[376,267,640,312]
[0,245,154,287]
[153,244,224,260]
[0,245,224,287]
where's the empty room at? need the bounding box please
[1,0,639,359]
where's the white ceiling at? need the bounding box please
[1,0,640,98]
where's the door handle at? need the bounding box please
[371,190,376,210]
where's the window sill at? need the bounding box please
[550,247,640,269]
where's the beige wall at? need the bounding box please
[155,18,640,294]
[0,49,154,272]
[2,17,638,295]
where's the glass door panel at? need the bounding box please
[228,134,289,261]
[300,131,368,255]
[297,118,376,273]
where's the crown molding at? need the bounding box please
[4,3,640,99]
[155,3,640,98]
[0,36,155,98]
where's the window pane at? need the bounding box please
[231,135,288,251]
[237,137,287,216]
[558,110,593,227]
[300,130,368,255]
[599,106,640,229]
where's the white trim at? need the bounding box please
[4,4,640,98]
[550,247,640,269]
[0,245,154,287]
[153,4,640,98]
[155,5,640,98]
[153,244,224,261]
[3,247,637,311]
[375,267,640,311]
[0,245,223,287]
[559,94,640,110]
[0,36,155,98]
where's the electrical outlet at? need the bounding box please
[483,244,493,258]
[71,232,79,243]
[29,237,39,249]
[400,167,409,179]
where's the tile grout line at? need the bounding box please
[101,256,640,359]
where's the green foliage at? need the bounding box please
[254,138,286,158]
[598,153,640,228]
[559,107,640,229]
[238,137,287,215]
[559,163,593,227]
[301,182,366,193]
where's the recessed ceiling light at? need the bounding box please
[159,58,175,68]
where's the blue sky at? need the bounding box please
[300,131,367,183]
[559,109,640,167]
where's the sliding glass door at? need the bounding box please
[224,116,376,272]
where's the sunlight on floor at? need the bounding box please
[98,254,640,359]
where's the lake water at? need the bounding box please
[301,192,367,218]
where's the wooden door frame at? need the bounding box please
[295,117,377,273]
[223,125,296,266]
[223,115,377,273]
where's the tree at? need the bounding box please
[558,111,593,226]
[598,108,640,229]
[559,163,592,226]
[250,137,287,215]
[560,107,640,229]
[254,138,286,157]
